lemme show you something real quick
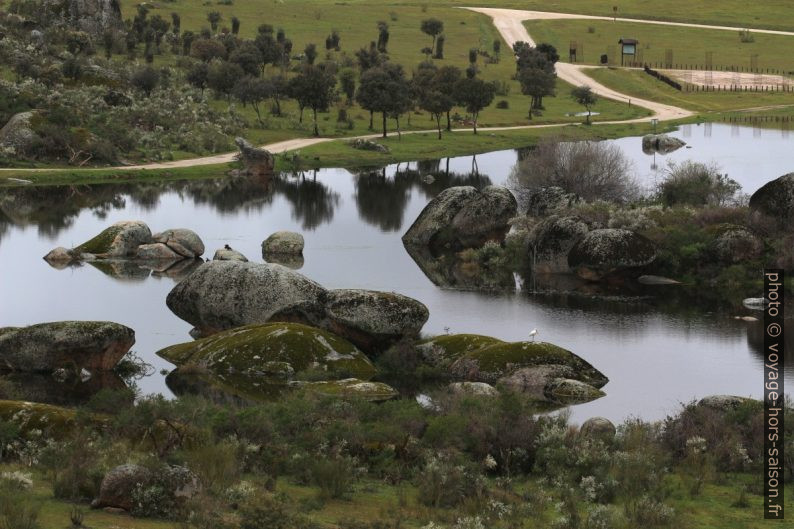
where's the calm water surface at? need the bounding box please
[1,123,792,423]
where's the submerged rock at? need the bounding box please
[166,261,327,336]
[212,247,248,262]
[528,216,589,274]
[156,322,377,380]
[749,172,794,223]
[0,321,134,372]
[262,231,304,255]
[152,229,205,258]
[402,185,517,252]
[568,229,657,281]
[641,134,686,154]
[324,289,429,354]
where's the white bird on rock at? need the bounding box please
[529,328,538,342]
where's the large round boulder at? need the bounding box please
[136,243,181,261]
[525,187,581,217]
[0,111,36,153]
[166,261,327,335]
[73,220,153,258]
[152,229,205,258]
[157,322,376,380]
[580,417,617,440]
[749,173,794,223]
[324,289,429,353]
[262,231,304,255]
[0,321,134,372]
[528,216,589,274]
[568,229,657,280]
[710,226,762,264]
[93,464,152,511]
[402,186,518,251]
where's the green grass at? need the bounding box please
[584,67,794,113]
[526,18,794,72]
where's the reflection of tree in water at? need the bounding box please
[277,171,340,230]
[178,174,276,213]
[353,168,413,232]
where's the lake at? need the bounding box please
[1,122,792,424]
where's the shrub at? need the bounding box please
[657,161,740,207]
[508,139,638,205]
[496,100,509,109]
[416,452,487,508]
[309,454,360,499]
[239,494,319,529]
[0,486,40,529]
[183,437,242,493]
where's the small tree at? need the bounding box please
[207,11,222,32]
[339,68,356,104]
[571,85,597,124]
[518,67,556,118]
[131,66,160,96]
[304,43,318,65]
[233,76,272,125]
[435,65,462,130]
[420,18,444,54]
[186,61,209,93]
[102,30,114,59]
[229,42,264,77]
[433,35,445,59]
[468,48,478,65]
[413,63,456,139]
[493,39,501,62]
[288,65,337,136]
[455,77,495,134]
[231,16,241,35]
[190,38,227,62]
[325,30,341,51]
[181,31,195,55]
[171,12,181,34]
[208,60,245,101]
[356,62,412,138]
[377,22,389,53]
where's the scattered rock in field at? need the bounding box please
[350,138,389,153]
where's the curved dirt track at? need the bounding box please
[466,7,693,121]
[2,6,720,175]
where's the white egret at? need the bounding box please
[529,328,538,341]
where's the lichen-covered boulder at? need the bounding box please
[448,381,498,397]
[166,261,327,335]
[642,134,686,154]
[526,186,581,217]
[235,137,275,176]
[0,399,106,438]
[749,173,794,223]
[296,378,399,401]
[92,464,152,511]
[417,334,608,393]
[580,417,616,440]
[54,0,124,35]
[568,229,657,281]
[528,216,589,274]
[697,394,758,412]
[0,321,134,372]
[43,246,75,264]
[710,226,762,264]
[136,243,181,260]
[153,229,205,258]
[324,289,429,353]
[262,231,304,255]
[157,322,376,380]
[0,111,36,153]
[213,248,248,262]
[73,220,153,258]
[402,186,518,251]
[545,378,605,404]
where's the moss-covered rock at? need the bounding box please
[295,378,399,402]
[0,399,106,438]
[749,172,794,223]
[156,322,377,380]
[0,321,135,372]
[544,378,605,404]
[417,334,608,398]
[528,215,590,274]
[73,220,152,257]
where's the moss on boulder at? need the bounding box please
[0,399,107,438]
[73,220,152,257]
[296,378,399,402]
[156,322,377,381]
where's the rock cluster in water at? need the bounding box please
[641,133,686,154]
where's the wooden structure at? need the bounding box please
[618,38,637,66]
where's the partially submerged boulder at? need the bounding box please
[213,247,249,262]
[235,137,275,176]
[324,289,429,353]
[295,378,399,402]
[402,186,517,252]
[136,243,181,261]
[0,321,134,372]
[416,334,607,403]
[262,231,304,255]
[528,216,589,274]
[157,322,376,380]
[568,229,657,281]
[749,173,794,223]
[152,229,205,258]
[73,220,153,258]
[166,261,327,336]
[641,134,686,154]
